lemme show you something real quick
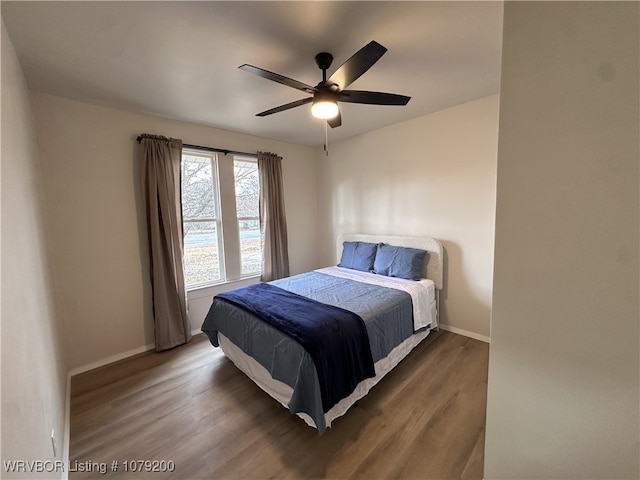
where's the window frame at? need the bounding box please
[181,150,226,288]
[181,148,262,292]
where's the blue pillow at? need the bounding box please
[373,244,428,280]
[338,241,378,272]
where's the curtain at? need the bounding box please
[258,151,290,281]
[140,134,191,351]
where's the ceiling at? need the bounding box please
[1,1,504,147]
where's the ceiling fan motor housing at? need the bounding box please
[314,52,334,72]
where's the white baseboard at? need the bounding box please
[439,324,490,343]
[68,343,155,377]
[68,331,206,378]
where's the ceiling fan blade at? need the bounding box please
[256,97,313,117]
[327,109,342,128]
[338,90,411,106]
[239,64,316,94]
[327,41,387,90]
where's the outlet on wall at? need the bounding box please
[51,429,56,457]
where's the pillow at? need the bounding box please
[338,241,379,272]
[373,244,428,280]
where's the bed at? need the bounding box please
[201,234,443,434]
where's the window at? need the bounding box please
[181,149,262,289]
[181,151,224,287]
[234,158,262,276]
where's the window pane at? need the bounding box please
[234,159,261,276]
[182,154,217,220]
[234,159,259,218]
[183,221,222,286]
[239,220,261,276]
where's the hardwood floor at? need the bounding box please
[69,330,489,479]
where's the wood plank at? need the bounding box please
[70,331,488,479]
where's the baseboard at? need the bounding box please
[68,342,155,377]
[68,331,207,378]
[439,324,490,343]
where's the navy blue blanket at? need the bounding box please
[215,282,375,412]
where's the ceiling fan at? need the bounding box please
[239,40,411,128]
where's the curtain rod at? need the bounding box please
[136,135,257,158]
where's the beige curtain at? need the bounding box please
[258,151,290,281]
[140,134,191,351]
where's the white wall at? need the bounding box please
[30,93,319,372]
[485,2,639,478]
[1,22,68,478]
[317,95,499,340]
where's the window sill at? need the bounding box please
[186,275,261,300]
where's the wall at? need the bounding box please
[30,93,319,372]
[484,2,639,478]
[1,22,68,478]
[317,95,499,340]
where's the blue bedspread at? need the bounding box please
[215,282,375,413]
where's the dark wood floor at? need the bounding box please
[69,330,489,479]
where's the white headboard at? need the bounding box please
[336,234,444,290]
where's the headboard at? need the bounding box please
[336,234,444,290]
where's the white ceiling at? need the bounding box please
[2,1,504,147]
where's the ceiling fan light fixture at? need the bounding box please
[311,99,339,119]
